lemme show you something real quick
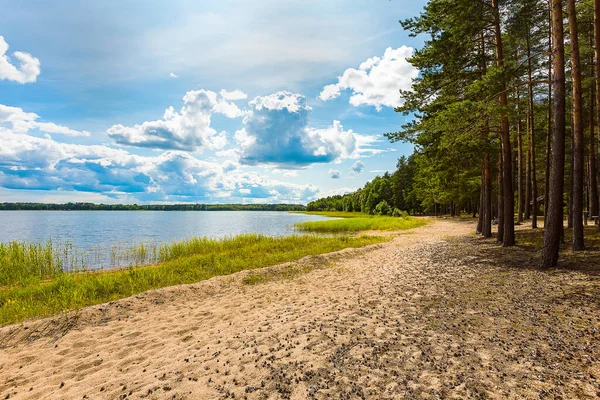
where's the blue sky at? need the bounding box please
[0,0,425,204]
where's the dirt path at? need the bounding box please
[1,219,599,399]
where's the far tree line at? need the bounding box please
[313,0,600,268]
[0,203,306,212]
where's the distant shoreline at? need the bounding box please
[0,203,306,212]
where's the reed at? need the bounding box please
[0,234,387,325]
[0,241,87,287]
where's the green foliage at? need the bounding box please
[0,234,387,325]
[392,208,409,218]
[293,211,366,218]
[307,156,422,215]
[375,200,391,216]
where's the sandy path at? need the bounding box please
[1,219,599,399]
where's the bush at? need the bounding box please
[375,200,391,216]
[392,208,409,218]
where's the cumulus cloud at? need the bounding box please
[219,89,248,101]
[108,89,246,151]
[169,72,178,78]
[0,129,318,203]
[0,104,90,137]
[0,36,41,84]
[236,92,373,168]
[351,160,364,174]
[329,169,341,179]
[319,46,418,110]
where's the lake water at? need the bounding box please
[0,211,333,269]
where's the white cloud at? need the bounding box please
[0,36,41,84]
[0,104,90,137]
[319,46,418,110]
[351,160,364,173]
[0,128,318,203]
[169,72,178,78]
[236,92,375,168]
[219,89,248,101]
[107,89,246,151]
[321,187,357,197]
[329,169,341,179]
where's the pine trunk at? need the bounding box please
[542,0,567,268]
[590,82,598,220]
[526,136,532,220]
[545,0,553,221]
[492,0,515,246]
[518,116,524,224]
[497,145,505,243]
[484,150,493,238]
[568,0,585,250]
[592,0,600,231]
[527,30,538,229]
[477,172,484,234]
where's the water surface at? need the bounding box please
[0,211,333,269]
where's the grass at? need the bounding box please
[294,212,427,233]
[0,234,388,326]
[293,211,368,218]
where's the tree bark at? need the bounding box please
[527,29,539,229]
[545,0,553,222]
[568,0,585,250]
[492,0,515,246]
[477,171,484,234]
[518,115,524,224]
[497,144,505,243]
[526,133,532,220]
[594,0,600,231]
[542,0,567,268]
[590,78,598,220]
[483,150,493,238]
[569,120,574,229]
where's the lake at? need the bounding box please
[0,211,334,269]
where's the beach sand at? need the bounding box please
[1,219,599,399]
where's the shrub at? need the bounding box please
[375,200,391,216]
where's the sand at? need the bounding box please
[1,219,599,399]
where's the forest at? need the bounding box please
[0,203,306,212]
[309,0,600,268]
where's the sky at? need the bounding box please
[0,0,426,204]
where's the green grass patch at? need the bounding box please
[292,211,368,218]
[0,234,387,326]
[294,215,427,233]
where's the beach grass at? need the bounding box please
[0,234,388,325]
[293,211,368,218]
[294,213,427,233]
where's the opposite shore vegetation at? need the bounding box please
[0,211,424,325]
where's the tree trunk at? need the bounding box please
[594,0,600,231]
[590,79,598,220]
[568,0,585,250]
[569,121,574,229]
[545,0,553,221]
[527,29,539,229]
[497,145,505,243]
[518,108,525,224]
[542,0,567,268]
[484,150,493,238]
[477,173,484,234]
[492,0,515,246]
[526,133,532,220]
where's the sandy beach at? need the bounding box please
[1,219,599,399]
